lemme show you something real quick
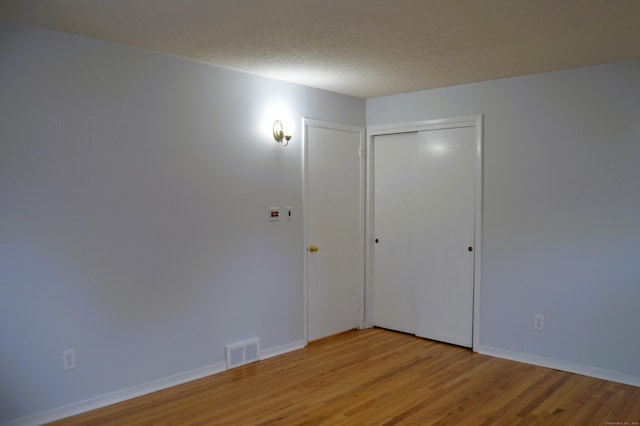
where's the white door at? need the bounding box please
[371,132,418,334]
[372,123,478,347]
[305,120,364,341]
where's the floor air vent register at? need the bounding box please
[225,338,260,369]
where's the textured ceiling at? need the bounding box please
[2,0,640,98]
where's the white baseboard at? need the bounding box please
[13,340,634,425]
[478,345,640,388]
[260,339,306,360]
[4,362,227,426]
[5,339,308,426]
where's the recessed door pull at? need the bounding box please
[375,238,379,243]
[468,246,473,252]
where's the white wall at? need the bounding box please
[0,21,364,423]
[367,61,640,381]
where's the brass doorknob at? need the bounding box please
[308,245,319,253]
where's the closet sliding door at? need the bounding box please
[371,121,479,348]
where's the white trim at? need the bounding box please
[4,362,226,426]
[478,345,640,388]
[472,116,483,351]
[365,115,483,351]
[364,127,374,329]
[302,117,309,343]
[259,340,307,360]
[302,118,367,340]
[367,115,480,136]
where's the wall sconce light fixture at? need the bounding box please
[273,120,292,147]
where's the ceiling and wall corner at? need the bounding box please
[1,0,639,98]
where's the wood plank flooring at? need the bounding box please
[50,328,640,425]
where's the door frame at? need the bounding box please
[302,118,366,343]
[365,115,483,351]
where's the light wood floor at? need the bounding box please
[51,328,640,425]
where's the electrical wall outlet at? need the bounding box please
[534,314,544,331]
[62,348,76,371]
